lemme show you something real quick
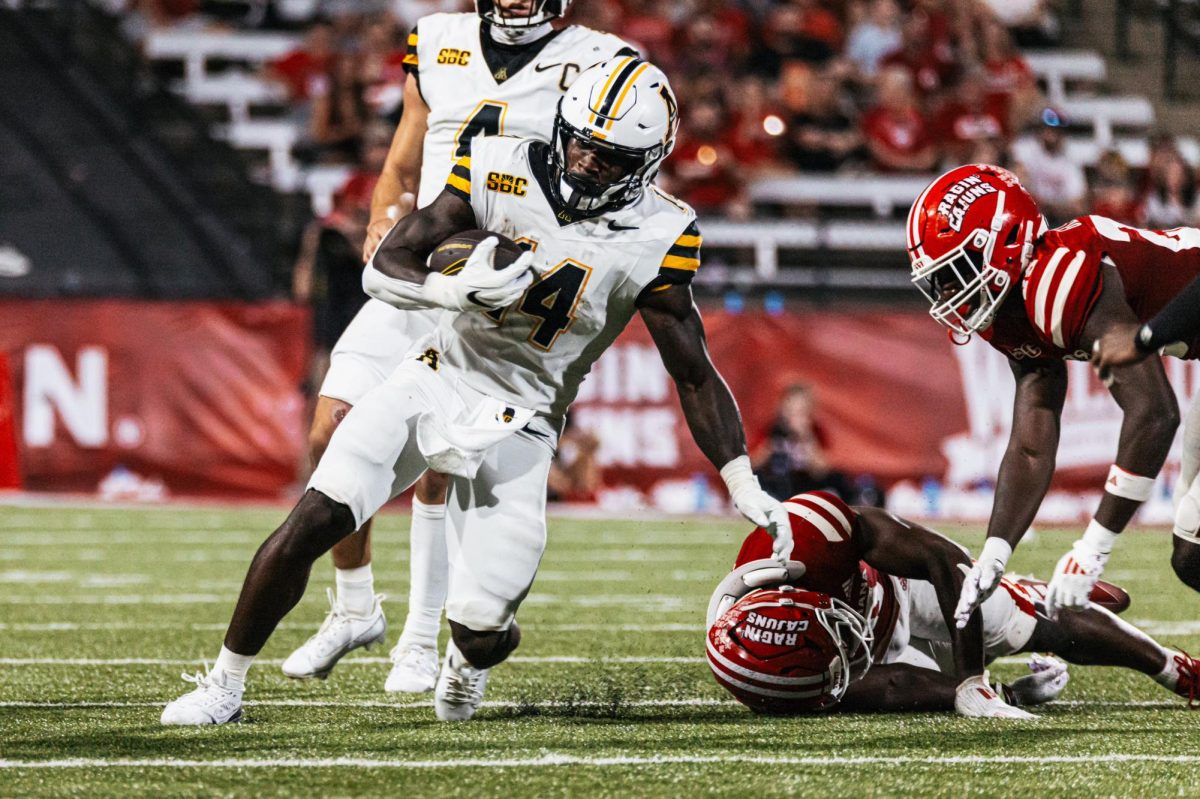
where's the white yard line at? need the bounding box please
[0,621,704,633]
[3,753,1200,770]
[0,656,704,666]
[0,593,700,607]
[0,699,1178,710]
[0,698,730,709]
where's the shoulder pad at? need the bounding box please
[1021,219,1105,350]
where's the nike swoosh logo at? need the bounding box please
[465,290,493,308]
[607,220,638,232]
[533,62,561,73]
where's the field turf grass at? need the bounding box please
[2,503,1200,798]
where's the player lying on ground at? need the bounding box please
[292,0,637,694]
[161,57,792,726]
[706,492,1200,715]
[906,165,1200,627]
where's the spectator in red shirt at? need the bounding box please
[620,0,678,72]
[933,69,1007,165]
[979,18,1041,132]
[861,66,938,172]
[879,10,956,102]
[358,17,408,123]
[266,22,336,103]
[661,97,750,219]
[1091,150,1140,225]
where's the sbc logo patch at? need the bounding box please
[436,48,471,66]
[486,172,528,196]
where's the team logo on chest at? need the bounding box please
[436,48,471,66]
[486,172,528,196]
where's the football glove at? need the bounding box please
[953,537,1011,629]
[954,673,1036,719]
[1045,539,1109,620]
[1006,654,1070,706]
[423,236,535,311]
[720,456,792,561]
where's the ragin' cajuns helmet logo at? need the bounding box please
[935,174,998,233]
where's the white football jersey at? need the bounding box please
[436,135,702,420]
[406,13,634,205]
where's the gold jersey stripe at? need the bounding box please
[403,53,418,65]
[661,255,700,271]
[446,173,471,194]
[407,32,418,44]
[674,234,702,248]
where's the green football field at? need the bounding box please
[2,503,1200,798]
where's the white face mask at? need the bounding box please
[487,20,553,46]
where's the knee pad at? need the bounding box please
[450,620,521,669]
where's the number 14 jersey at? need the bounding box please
[435,135,701,421]
[406,13,633,206]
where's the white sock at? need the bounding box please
[400,499,447,649]
[1154,649,1183,691]
[335,564,376,617]
[213,646,253,690]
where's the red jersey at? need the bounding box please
[734,491,899,661]
[982,215,1200,362]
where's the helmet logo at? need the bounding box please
[936,175,998,233]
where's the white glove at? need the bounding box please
[1007,654,1070,706]
[720,456,792,561]
[423,236,535,311]
[953,537,1011,629]
[954,674,1036,719]
[1045,530,1113,619]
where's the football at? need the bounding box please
[428,229,523,275]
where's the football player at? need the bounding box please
[906,165,1200,626]
[708,492,1200,715]
[161,58,792,725]
[290,0,637,694]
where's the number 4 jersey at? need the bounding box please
[981,215,1200,362]
[405,13,634,206]
[432,134,701,421]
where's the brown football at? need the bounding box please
[428,229,523,275]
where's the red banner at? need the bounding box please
[0,300,309,497]
[573,310,968,489]
[2,300,1194,510]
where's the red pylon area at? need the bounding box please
[0,352,21,490]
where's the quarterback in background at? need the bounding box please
[706,493,1200,715]
[162,58,791,726]
[290,0,635,694]
[905,165,1200,626]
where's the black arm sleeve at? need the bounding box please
[1141,273,1200,352]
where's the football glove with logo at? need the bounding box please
[720,456,792,560]
[1007,654,1070,706]
[423,236,535,311]
[954,537,1011,629]
[1046,540,1109,619]
[955,673,1036,719]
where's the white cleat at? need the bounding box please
[280,589,386,680]
[385,642,439,693]
[434,643,489,721]
[161,669,244,725]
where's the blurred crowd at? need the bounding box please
[116,0,1200,230]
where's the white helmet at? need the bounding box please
[549,56,679,212]
[475,0,571,28]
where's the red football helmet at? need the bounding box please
[706,580,872,714]
[906,163,1046,336]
